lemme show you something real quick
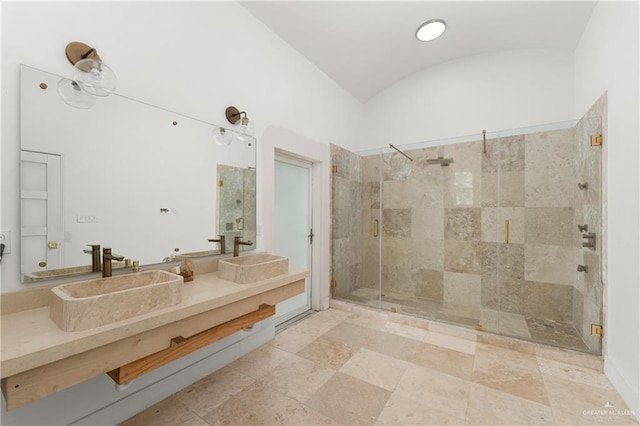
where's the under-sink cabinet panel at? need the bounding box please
[0,267,307,411]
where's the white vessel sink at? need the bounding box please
[218,254,288,284]
[50,270,183,332]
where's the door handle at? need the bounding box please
[504,220,510,244]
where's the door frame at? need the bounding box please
[20,150,64,275]
[261,127,330,313]
[274,152,313,322]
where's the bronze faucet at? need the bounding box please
[83,244,102,272]
[233,236,253,257]
[208,235,226,254]
[103,248,125,278]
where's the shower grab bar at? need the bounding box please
[372,219,379,237]
[389,144,413,161]
[504,220,510,244]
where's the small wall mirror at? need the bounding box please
[19,65,256,282]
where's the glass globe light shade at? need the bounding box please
[57,78,96,109]
[213,127,233,146]
[234,116,254,142]
[73,58,117,96]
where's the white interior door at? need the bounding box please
[274,155,312,323]
[20,150,63,275]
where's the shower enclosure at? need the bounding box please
[331,95,606,354]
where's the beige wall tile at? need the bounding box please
[444,169,482,207]
[524,281,574,322]
[499,171,525,207]
[445,207,481,241]
[525,244,581,285]
[525,167,576,207]
[444,240,482,274]
[525,207,574,246]
[525,128,575,171]
[481,138,500,173]
[382,180,412,209]
[444,141,482,169]
[412,238,444,270]
[479,309,531,340]
[499,135,526,172]
[382,208,411,237]
[382,152,412,181]
[482,208,524,244]
[413,268,444,301]
[484,171,526,207]
[444,271,481,308]
[482,171,498,207]
[412,207,444,240]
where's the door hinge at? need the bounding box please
[330,279,336,288]
[308,228,314,244]
[591,324,603,337]
[331,165,338,173]
[590,134,603,147]
[218,180,224,187]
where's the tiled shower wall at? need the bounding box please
[573,94,606,353]
[330,95,604,353]
[330,145,364,299]
[217,165,256,254]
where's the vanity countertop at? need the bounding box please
[1,267,309,378]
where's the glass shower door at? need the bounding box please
[329,145,381,308]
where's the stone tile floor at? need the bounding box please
[338,287,591,352]
[122,304,637,425]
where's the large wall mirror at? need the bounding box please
[20,65,256,283]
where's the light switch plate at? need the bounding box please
[0,229,11,254]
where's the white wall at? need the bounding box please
[1,1,361,292]
[360,49,575,151]
[0,2,358,423]
[573,1,640,416]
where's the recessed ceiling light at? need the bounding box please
[416,19,447,42]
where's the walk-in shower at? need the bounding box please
[331,94,606,355]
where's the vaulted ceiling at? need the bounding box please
[240,1,597,102]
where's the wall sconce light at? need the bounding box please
[65,41,117,96]
[225,106,254,141]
